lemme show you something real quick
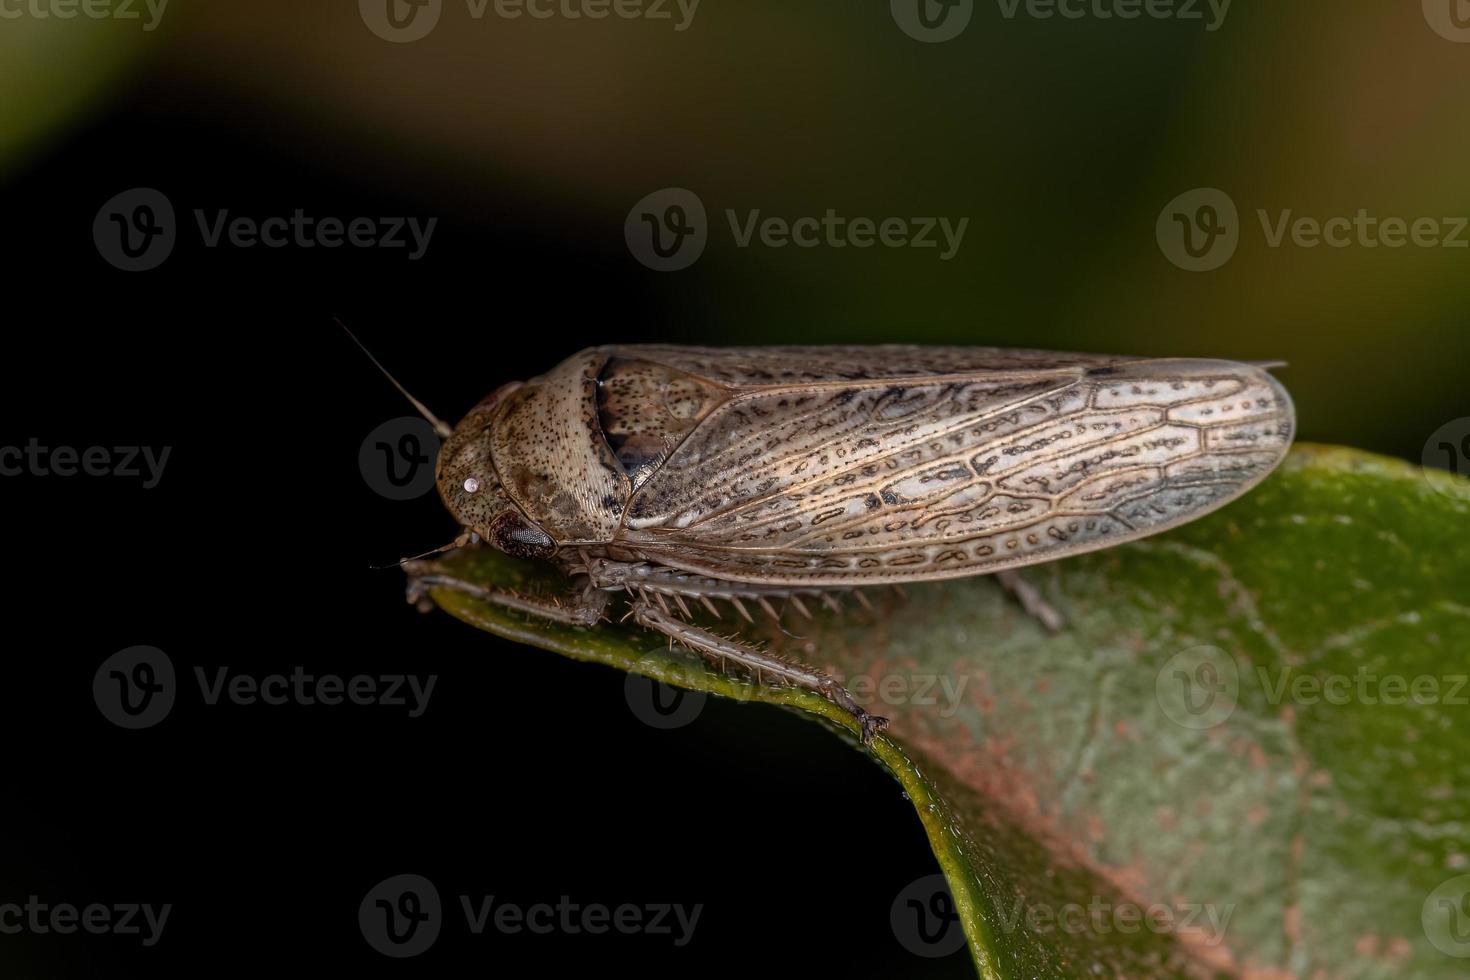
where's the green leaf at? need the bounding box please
[413,445,1470,979]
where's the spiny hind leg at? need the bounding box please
[995,568,1065,633]
[404,559,611,627]
[586,557,1057,632]
[583,559,850,623]
[630,599,888,745]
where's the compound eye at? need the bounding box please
[463,477,481,494]
[488,511,556,561]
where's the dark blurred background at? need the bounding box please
[2,1,1466,977]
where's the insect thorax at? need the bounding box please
[484,348,725,546]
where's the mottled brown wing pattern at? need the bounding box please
[610,344,1142,385]
[613,353,1293,586]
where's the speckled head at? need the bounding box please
[436,381,560,561]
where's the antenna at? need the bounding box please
[336,316,453,438]
[370,531,474,570]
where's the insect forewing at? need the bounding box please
[610,348,1293,586]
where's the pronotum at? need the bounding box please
[370,341,1294,743]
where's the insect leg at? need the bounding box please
[584,560,847,625]
[403,561,611,627]
[995,569,1065,633]
[630,599,889,745]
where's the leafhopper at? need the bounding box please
[381,344,1294,742]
